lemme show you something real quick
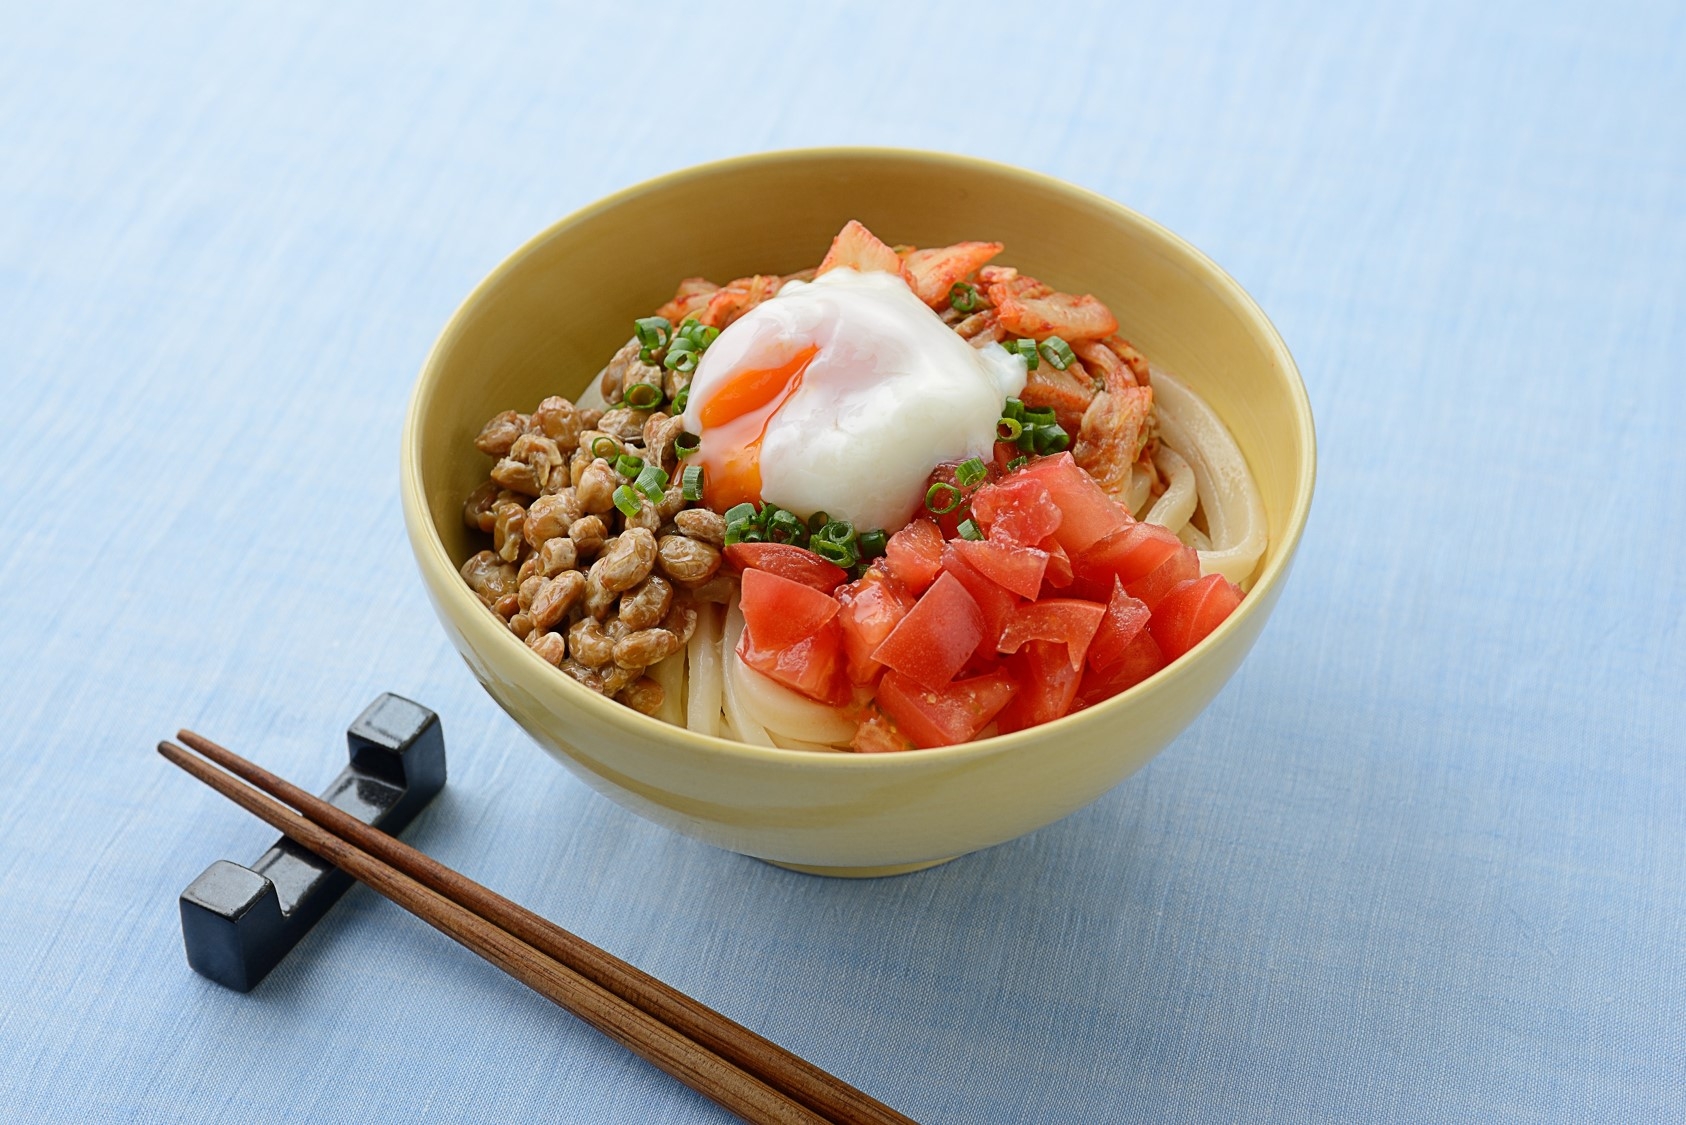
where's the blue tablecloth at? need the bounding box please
[3,2,1681,1121]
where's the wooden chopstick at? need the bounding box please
[159,740,829,1124]
[162,735,916,1125]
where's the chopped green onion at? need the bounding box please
[997,416,1024,441]
[856,529,888,559]
[612,484,641,518]
[812,538,853,565]
[949,282,983,313]
[1021,404,1056,425]
[1040,427,1071,454]
[1039,336,1076,371]
[672,385,690,413]
[673,431,701,457]
[1001,397,1026,420]
[633,316,672,361]
[1026,423,1069,455]
[624,382,662,410]
[591,435,621,460]
[816,519,857,548]
[1007,455,1028,473]
[634,464,668,501]
[676,318,720,349]
[806,511,830,535]
[664,350,699,374]
[925,482,964,514]
[615,453,643,477]
[956,518,983,541]
[681,464,704,501]
[1004,339,1039,370]
[724,502,758,528]
[766,508,806,544]
[955,457,988,487]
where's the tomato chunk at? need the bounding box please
[737,622,847,705]
[995,639,1083,734]
[883,517,945,594]
[871,571,984,691]
[947,537,1049,600]
[1039,537,1073,592]
[850,706,917,753]
[725,542,848,593]
[940,543,1019,662]
[1086,580,1152,671]
[1018,453,1132,553]
[1072,521,1198,608]
[1075,629,1166,708]
[835,567,915,685]
[876,669,1018,748]
[971,476,1062,546]
[739,568,840,651]
[1150,573,1244,660]
[997,599,1106,670]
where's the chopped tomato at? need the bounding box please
[738,567,839,651]
[737,623,847,705]
[997,599,1106,670]
[883,517,945,594]
[871,571,984,691]
[1072,521,1198,608]
[946,537,1048,600]
[1086,580,1152,671]
[995,639,1082,734]
[971,476,1062,546]
[920,460,997,538]
[1150,573,1244,660]
[725,542,849,594]
[850,705,917,753]
[1018,453,1131,553]
[940,543,1019,662]
[1039,537,1073,592]
[876,669,1018,748]
[1075,630,1166,708]
[835,567,916,685]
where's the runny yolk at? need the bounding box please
[700,344,819,511]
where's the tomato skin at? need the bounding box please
[1038,537,1074,594]
[870,571,985,691]
[1086,579,1152,671]
[835,567,915,685]
[850,706,916,753]
[725,542,848,593]
[739,568,840,650]
[1072,522,1198,608]
[876,669,1019,748]
[1074,629,1166,708]
[997,599,1107,670]
[1150,573,1244,660]
[1018,453,1132,553]
[737,620,848,705]
[971,476,1062,546]
[947,537,1049,600]
[995,639,1083,733]
[940,543,1020,663]
[883,517,945,594]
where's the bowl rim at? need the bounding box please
[402,145,1317,771]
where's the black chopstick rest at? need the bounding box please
[178,693,447,991]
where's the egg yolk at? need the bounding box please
[697,344,819,511]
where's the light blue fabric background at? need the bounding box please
[2,1,1681,1121]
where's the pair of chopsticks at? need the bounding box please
[159,732,916,1125]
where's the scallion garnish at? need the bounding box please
[675,318,720,350]
[615,453,643,477]
[956,518,983,541]
[664,349,699,374]
[949,282,983,313]
[997,416,1023,441]
[612,484,641,518]
[816,519,857,548]
[925,482,964,515]
[812,539,852,565]
[1004,339,1039,370]
[806,511,830,535]
[1007,455,1028,473]
[955,458,988,487]
[633,316,672,362]
[856,529,888,559]
[625,382,663,410]
[591,435,621,461]
[766,508,805,545]
[672,385,690,413]
[681,464,704,501]
[634,464,668,502]
[673,431,701,457]
[1039,336,1076,371]
[724,502,758,528]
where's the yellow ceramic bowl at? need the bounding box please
[402,148,1315,877]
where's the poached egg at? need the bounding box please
[680,268,1026,531]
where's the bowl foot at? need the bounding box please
[760,856,959,879]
